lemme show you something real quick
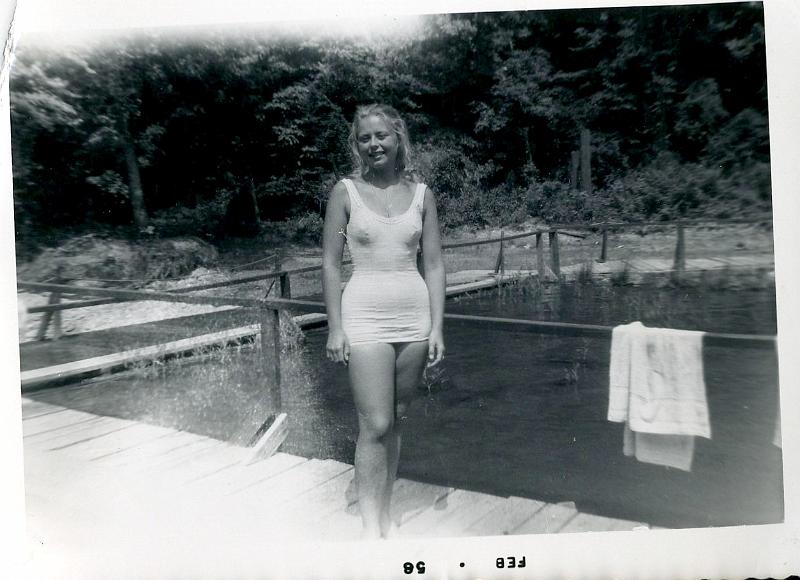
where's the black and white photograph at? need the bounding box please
[1,0,798,578]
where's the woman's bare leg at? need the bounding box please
[381,340,429,537]
[348,343,397,539]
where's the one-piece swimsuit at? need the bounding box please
[340,178,431,345]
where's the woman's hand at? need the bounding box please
[326,329,350,365]
[427,328,445,367]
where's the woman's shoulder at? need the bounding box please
[329,180,351,207]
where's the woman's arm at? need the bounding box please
[322,180,350,364]
[421,186,446,366]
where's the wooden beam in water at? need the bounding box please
[19,324,261,390]
[246,413,289,465]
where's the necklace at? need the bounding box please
[364,177,395,217]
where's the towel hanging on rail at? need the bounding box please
[608,321,711,471]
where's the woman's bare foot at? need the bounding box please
[381,522,398,539]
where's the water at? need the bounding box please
[29,277,782,529]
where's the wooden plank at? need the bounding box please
[155,440,250,478]
[512,501,579,535]
[227,458,351,505]
[689,258,734,270]
[51,423,178,461]
[399,489,501,537]
[389,478,452,527]
[21,406,71,421]
[417,492,509,538]
[186,452,308,494]
[90,429,208,465]
[21,405,100,429]
[24,416,126,447]
[23,413,113,439]
[35,418,145,450]
[276,466,355,520]
[278,469,364,542]
[246,413,288,464]
[120,434,224,471]
[445,270,536,297]
[465,496,547,536]
[559,512,645,533]
[20,325,260,389]
[294,312,327,328]
[21,397,61,411]
[211,461,354,533]
[21,397,71,418]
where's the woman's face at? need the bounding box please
[356,114,399,173]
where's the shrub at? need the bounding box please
[596,153,723,221]
[150,190,232,239]
[412,133,495,229]
[17,234,219,284]
[526,180,595,223]
[260,212,324,246]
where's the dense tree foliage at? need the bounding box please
[10,3,770,251]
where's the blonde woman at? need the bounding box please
[322,104,446,539]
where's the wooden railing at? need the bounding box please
[20,216,773,339]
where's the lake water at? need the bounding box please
[29,277,782,529]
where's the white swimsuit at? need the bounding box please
[340,178,431,345]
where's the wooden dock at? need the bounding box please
[23,397,648,575]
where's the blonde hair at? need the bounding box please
[348,104,413,176]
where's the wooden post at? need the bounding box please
[598,227,608,263]
[549,231,561,278]
[494,230,505,276]
[536,232,546,280]
[580,128,592,194]
[265,255,280,298]
[270,308,282,409]
[570,150,580,189]
[279,273,291,299]
[247,304,290,463]
[259,305,282,411]
[673,222,686,278]
[36,265,63,341]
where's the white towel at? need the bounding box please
[623,424,695,471]
[608,322,710,471]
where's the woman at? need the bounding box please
[322,104,446,540]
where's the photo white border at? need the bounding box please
[1,0,797,578]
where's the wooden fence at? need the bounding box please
[21,215,773,340]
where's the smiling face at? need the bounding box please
[356,114,399,174]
